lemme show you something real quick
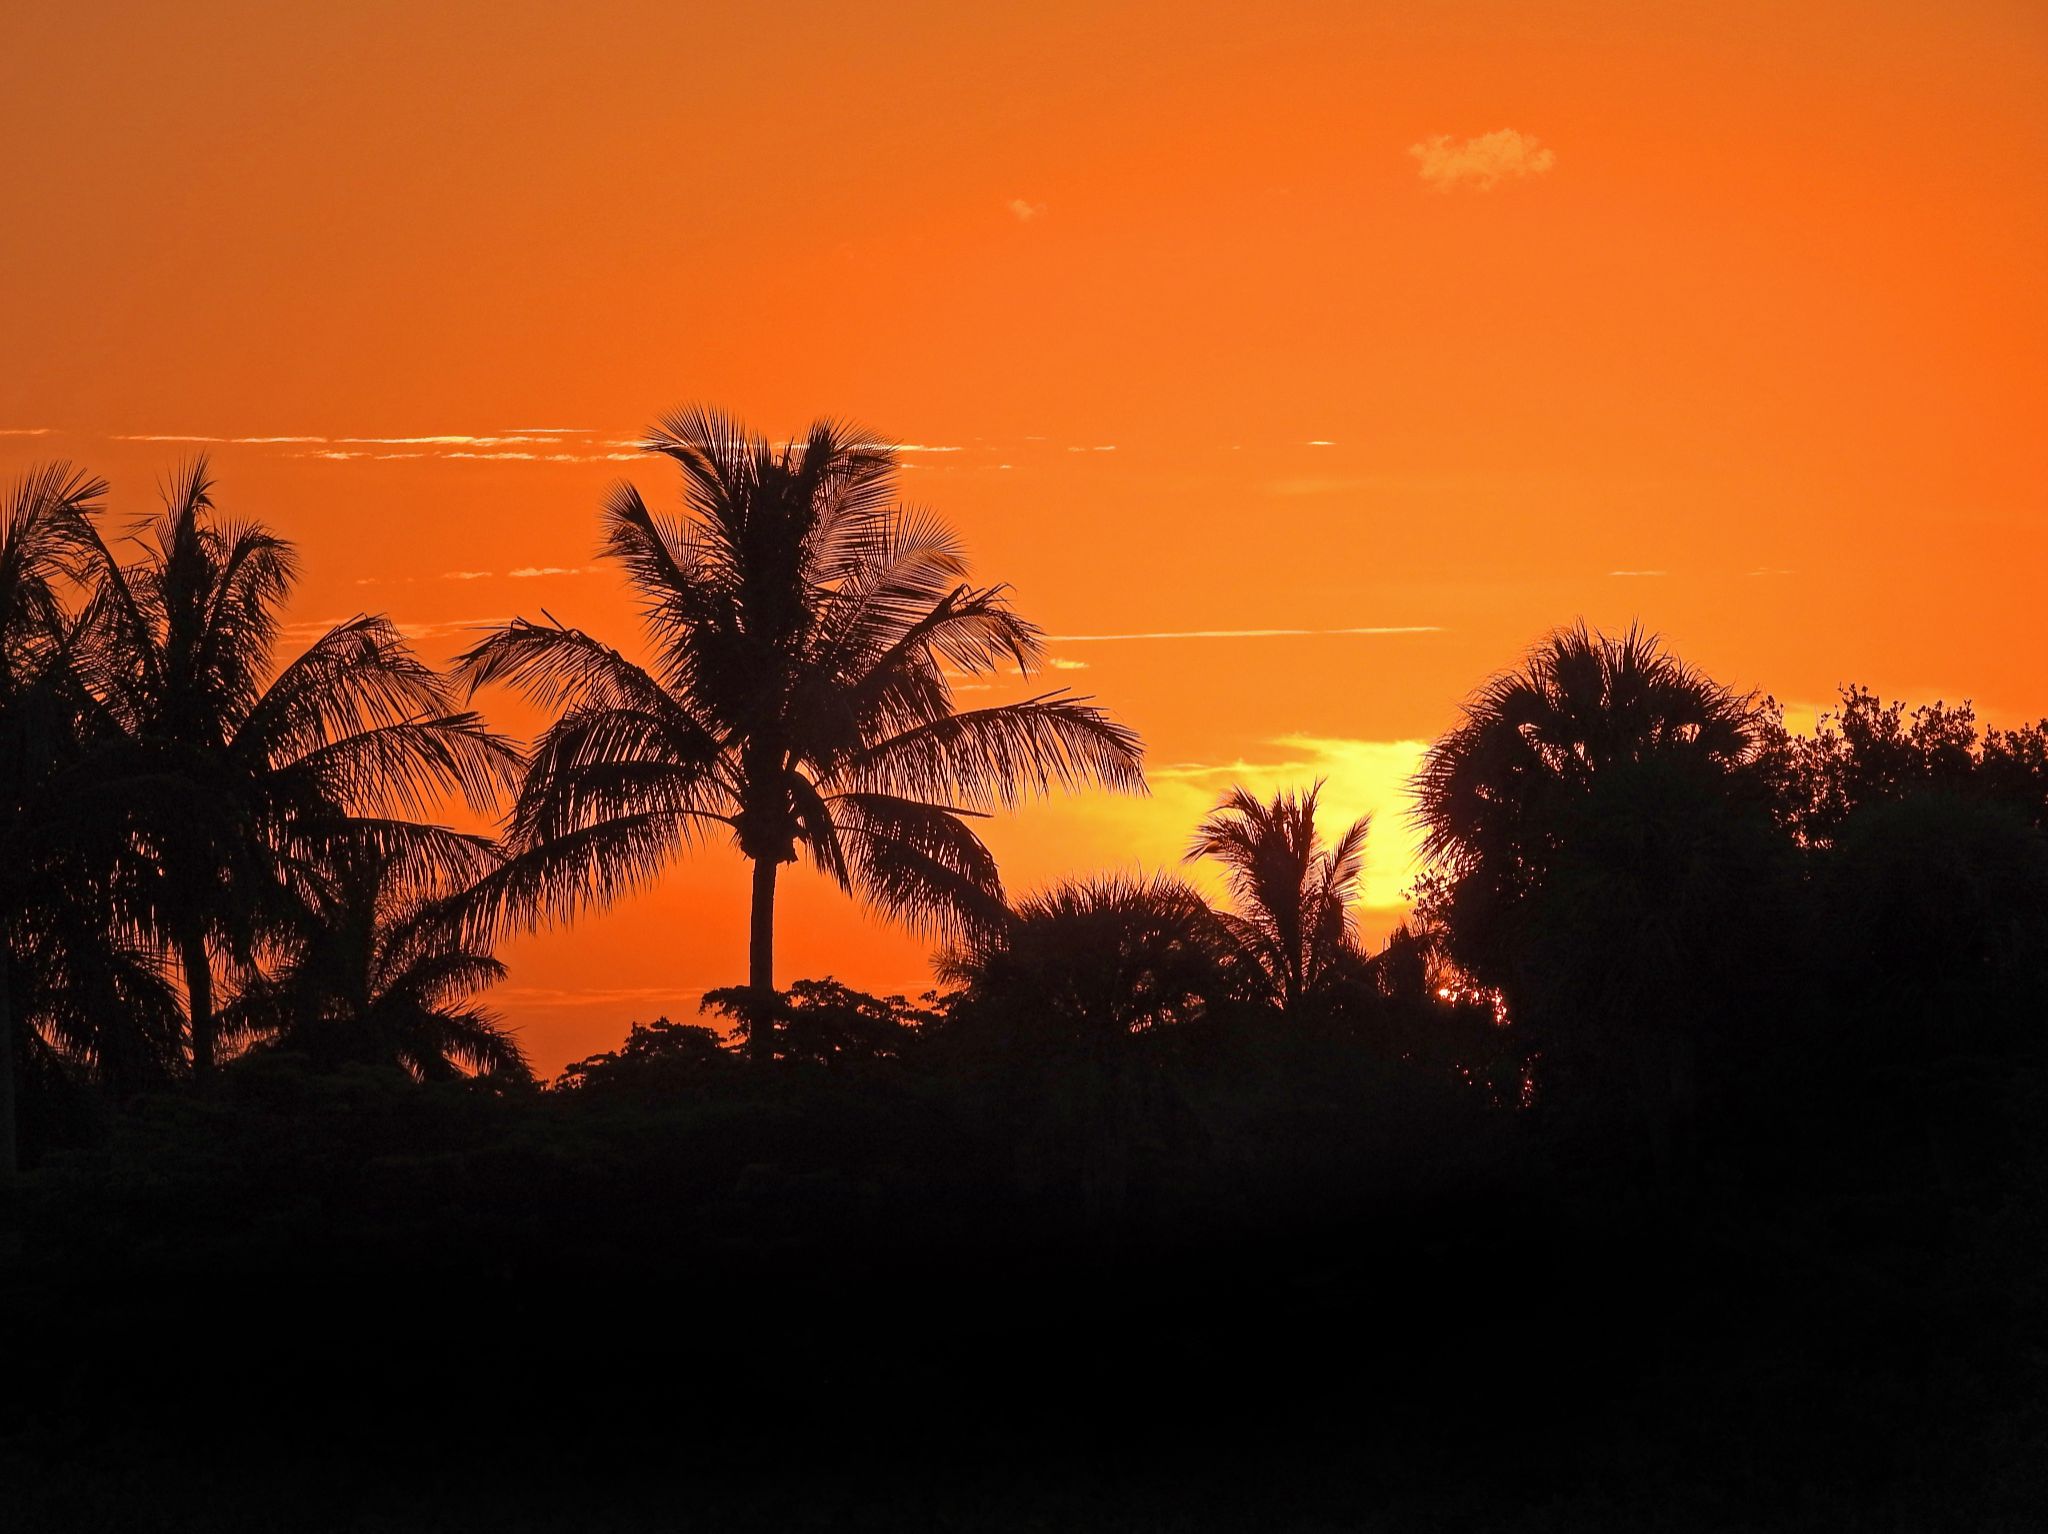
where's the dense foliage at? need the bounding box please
[4,446,2047,1528]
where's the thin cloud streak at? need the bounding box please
[1047,625,1443,643]
[280,614,510,642]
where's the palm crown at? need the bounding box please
[225,831,528,1081]
[1187,783,1369,1010]
[1413,622,1761,994]
[1416,622,1757,886]
[457,410,1146,1056]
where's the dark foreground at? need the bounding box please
[5,1041,2044,1533]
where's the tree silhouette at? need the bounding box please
[703,977,937,1068]
[224,832,529,1082]
[1414,622,1758,994]
[1414,624,1774,1177]
[1756,685,2048,845]
[456,409,1145,1061]
[939,873,1234,1218]
[1186,783,1369,1012]
[72,461,520,1079]
[0,464,108,1170]
[942,873,1239,1046]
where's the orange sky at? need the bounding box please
[5,0,2044,1071]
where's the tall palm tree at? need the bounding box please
[73,460,521,1079]
[0,463,107,1171]
[456,409,1145,1061]
[224,831,529,1082]
[1186,783,1370,1011]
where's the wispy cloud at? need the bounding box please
[116,433,321,444]
[1745,567,1797,578]
[121,431,572,447]
[1047,625,1442,643]
[1046,657,1090,671]
[1410,129,1556,192]
[443,570,493,581]
[508,566,588,578]
[104,428,640,465]
[1608,569,1667,578]
[282,615,508,642]
[440,450,639,463]
[1007,198,1047,222]
[0,427,54,436]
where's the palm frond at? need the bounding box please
[830,790,1006,939]
[833,691,1145,809]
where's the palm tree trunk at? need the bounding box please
[747,856,779,1064]
[0,947,18,1179]
[181,926,215,1083]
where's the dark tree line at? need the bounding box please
[9,426,2048,1530]
[6,423,2048,1216]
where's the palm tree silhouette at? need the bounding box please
[1413,623,1767,1179]
[1413,622,1757,991]
[1186,784,1370,1012]
[941,873,1239,1044]
[74,460,520,1079]
[225,832,528,1081]
[456,409,1145,1061]
[0,464,108,1171]
[939,873,1234,1220]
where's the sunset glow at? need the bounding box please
[6,0,2042,1070]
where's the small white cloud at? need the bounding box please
[508,566,588,578]
[443,570,493,581]
[1745,567,1797,578]
[1,427,54,436]
[1410,129,1556,192]
[1007,198,1047,221]
[1608,569,1667,578]
[1307,439,1335,447]
[1046,657,1090,671]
